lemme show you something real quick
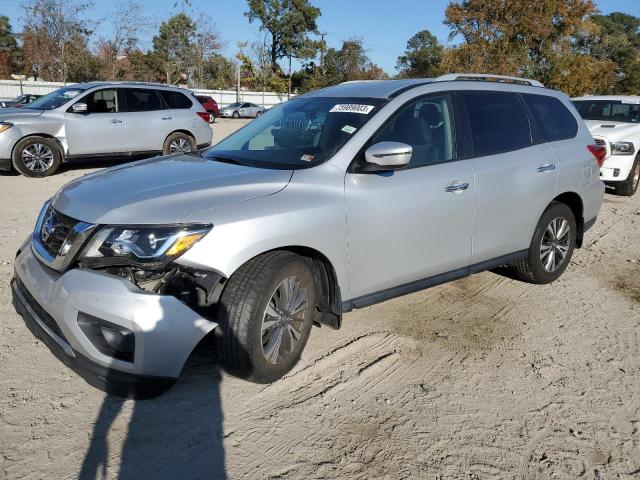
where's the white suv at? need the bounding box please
[573,96,640,196]
[12,74,604,397]
[0,82,214,177]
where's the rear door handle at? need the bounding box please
[537,163,556,173]
[445,182,469,193]
[162,116,172,121]
[110,119,122,124]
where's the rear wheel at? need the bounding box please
[12,136,62,177]
[215,251,316,383]
[612,155,639,197]
[512,202,576,284]
[163,132,196,155]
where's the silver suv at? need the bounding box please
[12,74,604,397]
[0,82,213,177]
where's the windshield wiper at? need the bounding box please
[207,155,245,166]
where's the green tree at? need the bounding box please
[0,15,19,77]
[245,0,320,72]
[320,38,387,87]
[152,12,197,84]
[396,29,443,78]
[202,53,237,90]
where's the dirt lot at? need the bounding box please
[1,119,639,480]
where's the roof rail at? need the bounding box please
[434,73,544,88]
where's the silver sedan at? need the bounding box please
[220,102,265,119]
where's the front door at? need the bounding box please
[345,93,475,300]
[65,88,125,155]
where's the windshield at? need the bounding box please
[573,100,640,123]
[24,86,87,110]
[204,96,386,169]
[226,102,241,108]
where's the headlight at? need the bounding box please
[611,141,635,155]
[80,224,211,268]
[0,121,13,133]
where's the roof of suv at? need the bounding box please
[302,74,546,100]
[68,81,189,92]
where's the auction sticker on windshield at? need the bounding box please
[330,104,375,114]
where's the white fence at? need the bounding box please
[0,79,291,108]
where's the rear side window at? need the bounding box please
[159,90,193,109]
[523,94,578,142]
[123,89,162,112]
[462,91,532,157]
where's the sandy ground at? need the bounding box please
[1,119,639,480]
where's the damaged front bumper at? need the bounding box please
[12,245,218,398]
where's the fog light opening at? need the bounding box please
[77,312,135,362]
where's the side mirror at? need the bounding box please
[71,103,88,113]
[364,141,412,170]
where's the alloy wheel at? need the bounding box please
[539,217,571,273]
[261,276,308,365]
[22,143,54,172]
[169,138,191,153]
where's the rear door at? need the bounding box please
[120,88,172,152]
[459,90,559,264]
[65,88,125,155]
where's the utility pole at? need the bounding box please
[236,63,241,102]
[319,32,327,73]
[288,54,292,100]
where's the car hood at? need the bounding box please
[0,107,44,118]
[52,154,293,224]
[584,120,639,142]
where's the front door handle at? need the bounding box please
[162,116,172,121]
[445,182,469,193]
[537,163,556,173]
[110,119,123,124]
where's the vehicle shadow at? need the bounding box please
[77,335,228,480]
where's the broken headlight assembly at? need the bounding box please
[79,224,211,269]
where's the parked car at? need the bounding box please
[1,94,42,108]
[195,94,220,118]
[572,95,640,196]
[0,81,214,177]
[12,74,604,398]
[220,101,265,118]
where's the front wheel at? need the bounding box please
[232,111,240,119]
[512,202,576,284]
[12,136,62,177]
[215,251,316,383]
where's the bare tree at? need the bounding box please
[191,14,223,88]
[21,0,93,83]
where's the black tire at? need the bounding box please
[232,110,240,119]
[162,132,196,155]
[611,155,639,197]
[512,202,576,284]
[215,251,316,383]
[12,136,62,177]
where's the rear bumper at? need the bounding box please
[12,245,217,397]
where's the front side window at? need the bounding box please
[462,91,532,157]
[367,94,457,168]
[78,89,117,113]
[573,100,640,124]
[123,88,162,112]
[523,94,578,142]
[205,96,386,169]
[24,86,87,110]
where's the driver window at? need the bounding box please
[80,89,118,114]
[372,95,456,168]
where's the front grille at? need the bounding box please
[39,206,79,257]
[14,277,68,342]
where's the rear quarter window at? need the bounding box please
[159,90,193,109]
[462,91,532,157]
[523,94,578,142]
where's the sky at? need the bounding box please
[1,0,639,74]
